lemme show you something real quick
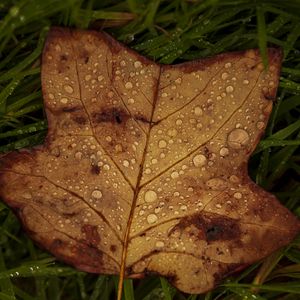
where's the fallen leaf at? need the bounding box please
[0,27,299,296]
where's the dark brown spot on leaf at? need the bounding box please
[92,108,130,125]
[60,55,68,61]
[110,245,117,252]
[90,165,101,175]
[62,106,81,113]
[170,212,241,243]
[73,115,87,125]
[81,225,100,246]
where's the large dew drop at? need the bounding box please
[144,190,158,203]
[227,129,250,149]
[193,154,207,167]
[63,85,74,94]
[92,190,103,199]
[147,214,158,224]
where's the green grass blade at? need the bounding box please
[6,91,42,113]
[284,22,300,58]
[0,79,21,113]
[280,78,300,94]
[256,5,268,68]
[255,150,270,187]
[268,120,300,140]
[0,27,48,83]
[256,139,300,152]
[160,277,176,300]
[0,248,15,299]
[89,276,106,300]
[223,282,300,294]
[0,120,47,138]
[123,279,134,300]
[252,251,284,289]
[0,292,15,300]
[13,286,36,300]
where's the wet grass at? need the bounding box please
[0,0,299,299]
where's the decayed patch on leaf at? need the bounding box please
[0,27,299,294]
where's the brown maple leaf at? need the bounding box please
[0,27,299,297]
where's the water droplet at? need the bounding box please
[125,82,133,89]
[257,63,264,71]
[113,144,122,153]
[23,192,32,199]
[92,190,102,199]
[219,147,229,157]
[176,119,183,126]
[9,6,19,17]
[226,85,234,93]
[193,154,207,167]
[49,93,54,99]
[233,192,242,199]
[158,140,167,148]
[175,78,182,84]
[180,205,187,211]
[107,91,114,98]
[229,175,240,183]
[50,147,60,157]
[85,74,92,81]
[206,178,226,190]
[167,128,177,137]
[145,190,158,203]
[60,97,68,104]
[103,164,110,170]
[151,158,158,164]
[147,214,158,224]
[75,152,82,160]
[162,92,168,98]
[221,72,229,80]
[225,62,232,68]
[120,60,126,67]
[55,44,61,52]
[227,129,250,149]
[171,171,179,179]
[194,106,203,116]
[123,160,129,167]
[256,121,264,130]
[155,241,165,248]
[134,61,142,68]
[128,98,135,104]
[64,85,74,94]
[243,79,249,85]
[145,168,152,174]
[98,75,104,82]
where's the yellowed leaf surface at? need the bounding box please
[0,27,299,295]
